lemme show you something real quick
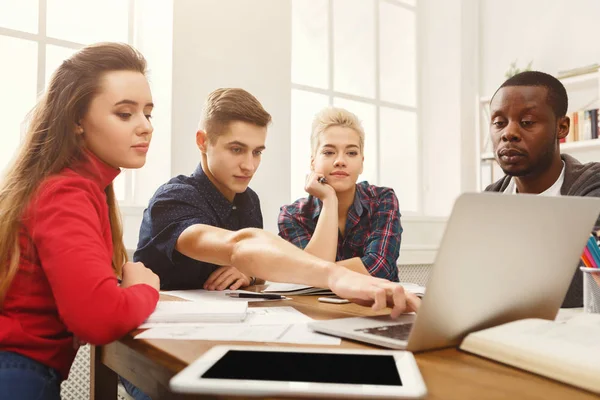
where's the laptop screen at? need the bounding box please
[201,350,403,386]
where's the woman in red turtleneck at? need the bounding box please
[0,42,159,399]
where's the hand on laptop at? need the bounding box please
[204,266,251,291]
[327,268,421,318]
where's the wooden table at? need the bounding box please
[91,292,598,400]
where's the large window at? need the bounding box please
[0,0,172,206]
[291,0,419,212]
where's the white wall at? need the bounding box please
[479,0,600,97]
[478,0,600,171]
[399,216,446,265]
[419,0,479,216]
[170,0,292,233]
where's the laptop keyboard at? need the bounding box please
[355,323,413,340]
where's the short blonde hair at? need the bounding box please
[199,88,272,143]
[310,107,365,157]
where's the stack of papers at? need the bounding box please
[160,289,285,303]
[262,283,333,296]
[136,323,339,345]
[136,306,341,345]
[263,282,426,297]
[144,301,248,325]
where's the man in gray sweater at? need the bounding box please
[485,70,600,307]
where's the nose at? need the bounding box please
[136,114,153,137]
[333,154,347,167]
[240,152,256,173]
[501,121,521,143]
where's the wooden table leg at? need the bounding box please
[90,345,117,400]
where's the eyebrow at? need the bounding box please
[322,144,360,149]
[227,141,266,150]
[114,99,154,107]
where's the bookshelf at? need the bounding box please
[476,70,600,190]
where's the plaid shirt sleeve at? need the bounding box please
[361,189,402,281]
[277,203,313,250]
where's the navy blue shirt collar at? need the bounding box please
[190,164,251,219]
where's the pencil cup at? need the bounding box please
[581,267,600,313]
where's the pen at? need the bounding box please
[226,293,285,300]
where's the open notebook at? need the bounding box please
[460,313,600,394]
[263,282,426,297]
[143,301,248,325]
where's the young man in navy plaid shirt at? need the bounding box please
[279,107,402,282]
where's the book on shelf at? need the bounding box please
[459,313,600,394]
[561,108,599,143]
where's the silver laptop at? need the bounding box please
[309,193,600,351]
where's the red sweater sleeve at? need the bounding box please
[28,178,159,345]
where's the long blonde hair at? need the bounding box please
[0,42,147,305]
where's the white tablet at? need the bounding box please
[169,345,427,398]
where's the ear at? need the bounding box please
[310,157,315,171]
[556,115,570,141]
[74,121,84,135]
[359,155,364,175]
[196,130,209,153]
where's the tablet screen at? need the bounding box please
[201,350,403,386]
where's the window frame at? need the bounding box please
[0,0,138,205]
[291,0,421,213]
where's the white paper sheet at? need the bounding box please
[135,322,341,345]
[139,306,310,329]
[136,306,341,345]
[554,307,584,323]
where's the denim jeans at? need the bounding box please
[0,351,61,400]
[120,375,152,400]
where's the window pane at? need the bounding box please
[292,0,328,89]
[396,0,416,6]
[380,2,416,107]
[333,0,375,98]
[0,36,37,174]
[379,107,418,212]
[332,98,376,185]
[0,0,38,33]
[47,0,128,44]
[291,89,329,202]
[45,45,78,89]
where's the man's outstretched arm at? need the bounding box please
[176,225,419,317]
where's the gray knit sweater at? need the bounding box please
[486,154,600,307]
